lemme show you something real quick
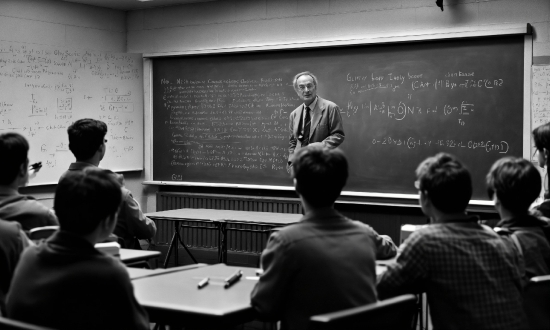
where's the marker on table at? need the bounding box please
[197,277,209,289]
[224,270,242,289]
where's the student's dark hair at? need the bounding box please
[416,153,472,213]
[486,157,541,213]
[533,122,550,152]
[67,118,107,160]
[292,71,318,92]
[55,167,122,235]
[0,132,29,185]
[292,146,348,208]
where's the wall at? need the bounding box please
[128,0,550,216]
[0,0,152,211]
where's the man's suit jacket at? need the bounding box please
[288,97,345,162]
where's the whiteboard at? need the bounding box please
[0,41,144,185]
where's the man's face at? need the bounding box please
[295,75,317,105]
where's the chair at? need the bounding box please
[309,294,417,330]
[27,226,59,241]
[0,317,55,330]
[524,275,550,330]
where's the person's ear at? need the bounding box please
[544,148,549,161]
[19,158,29,178]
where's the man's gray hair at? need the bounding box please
[293,71,318,92]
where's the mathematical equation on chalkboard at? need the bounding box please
[0,42,143,184]
[157,69,510,178]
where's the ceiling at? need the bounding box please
[61,0,217,11]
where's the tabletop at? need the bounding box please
[119,249,161,264]
[132,263,258,328]
[146,208,302,226]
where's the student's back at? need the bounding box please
[6,168,148,330]
[377,153,527,330]
[6,230,148,330]
[0,219,28,314]
[379,221,525,330]
[486,157,550,280]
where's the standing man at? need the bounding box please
[62,118,156,249]
[288,72,345,168]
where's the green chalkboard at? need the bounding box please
[152,35,525,200]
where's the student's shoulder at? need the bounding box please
[0,218,22,236]
[86,253,131,281]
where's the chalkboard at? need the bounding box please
[151,35,526,200]
[0,41,143,185]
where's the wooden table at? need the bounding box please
[146,209,302,267]
[132,263,258,329]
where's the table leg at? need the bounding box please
[162,221,180,268]
[217,221,227,264]
[176,227,198,264]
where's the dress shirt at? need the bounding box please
[301,97,318,132]
[377,219,526,330]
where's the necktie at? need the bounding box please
[302,106,311,146]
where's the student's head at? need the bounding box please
[293,71,318,105]
[67,118,108,161]
[55,168,122,238]
[533,122,550,168]
[415,153,472,214]
[486,157,541,214]
[0,132,29,186]
[292,145,348,208]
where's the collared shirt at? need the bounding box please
[301,96,318,131]
[496,214,550,280]
[377,220,526,330]
[61,162,156,248]
[251,208,397,330]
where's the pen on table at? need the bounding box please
[197,277,209,289]
[224,270,242,289]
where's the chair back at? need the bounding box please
[28,226,59,241]
[524,275,550,330]
[309,294,417,330]
[0,317,55,330]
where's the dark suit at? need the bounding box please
[288,96,345,163]
[251,208,397,330]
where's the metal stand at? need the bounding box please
[163,220,198,268]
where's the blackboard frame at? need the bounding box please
[143,24,532,209]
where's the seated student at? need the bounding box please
[486,157,550,280]
[0,132,58,231]
[62,118,156,249]
[6,168,149,330]
[251,146,397,330]
[377,153,526,330]
[0,219,32,315]
[532,122,550,217]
